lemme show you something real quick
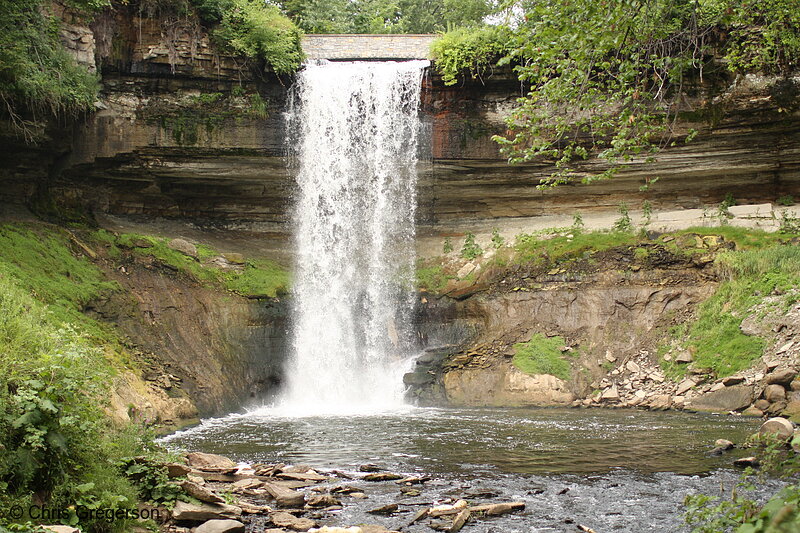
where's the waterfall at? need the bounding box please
[280,60,428,414]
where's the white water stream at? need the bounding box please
[278,60,429,415]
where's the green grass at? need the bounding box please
[513,229,642,266]
[674,226,799,249]
[93,232,289,298]
[682,245,800,377]
[0,225,124,345]
[512,334,575,380]
[416,263,453,292]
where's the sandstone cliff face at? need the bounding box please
[93,256,288,417]
[410,248,718,407]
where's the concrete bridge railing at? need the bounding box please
[301,34,437,61]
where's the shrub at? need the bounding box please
[214,0,304,74]
[460,232,483,260]
[430,25,513,86]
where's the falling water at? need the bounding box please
[280,60,428,414]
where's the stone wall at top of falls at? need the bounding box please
[1,6,799,236]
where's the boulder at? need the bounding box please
[270,511,316,531]
[601,385,620,401]
[358,463,381,472]
[767,401,788,416]
[625,361,640,373]
[362,472,404,482]
[306,494,341,508]
[687,385,753,413]
[469,502,526,515]
[180,480,225,504]
[722,376,745,387]
[367,503,398,515]
[733,457,760,468]
[195,520,246,533]
[166,463,191,477]
[675,351,693,364]
[263,482,306,507]
[783,401,800,423]
[715,439,734,450]
[791,378,800,392]
[765,368,796,387]
[764,384,787,403]
[168,238,198,258]
[676,378,696,396]
[186,452,237,470]
[648,395,672,411]
[754,399,771,411]
[741,406,764,417]
[171,501,242,521]
[759,417,794,440]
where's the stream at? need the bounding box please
[162,406,783,532]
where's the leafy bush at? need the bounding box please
[0,0,101,139]
[512,334,574,380]
[460,232,483,260]
[214,0,304,74]
[430,25,513,85]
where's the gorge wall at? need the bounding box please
[1,3,800,417]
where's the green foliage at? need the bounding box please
[215,0,304,74]
[489,0,800,187]
[416,263,452,292]
[777,195,795,206]
[460,232,483,260]
[642,200,653,226]
[430,25,513,86]
[513,229,641,266]
[443,236,454,254]
[682,245,800,377]
[571,213,585,232]
[613,202,634,233]
[104,232,289,298]
[777,210,800,235]
[0,0,101,140]
[278,0,496,34]
[490,228,505,249]
[512,333,573,380]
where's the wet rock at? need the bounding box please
[172,501,242,521]
[232,478,263,491]
[359,464,382,472]
[469,501,526,515]
[733,457,760,468]
[449,509,470,532]
[782,401,800,422]
[759,417,794,440]
[270,511,316,531]
[430,500,468,517]
[742,406,764,417]
[329,485,362,494]
[396,476,429,485]
[283,465,313,474]
[688,385,753,413]
[764,384,787,403]
[195,519,246,533]
[278,471,328,482]
[306,494,340,508]
[363,472,404,482]
[367,503,398,515]
[766,368,796,387]
[264,482,306,507]
[181,480,226,504]
[350,492,368,499]
[648,395,672,411]
[715,439,735,450]
[186,452,237,471]
[168,238,198,259]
